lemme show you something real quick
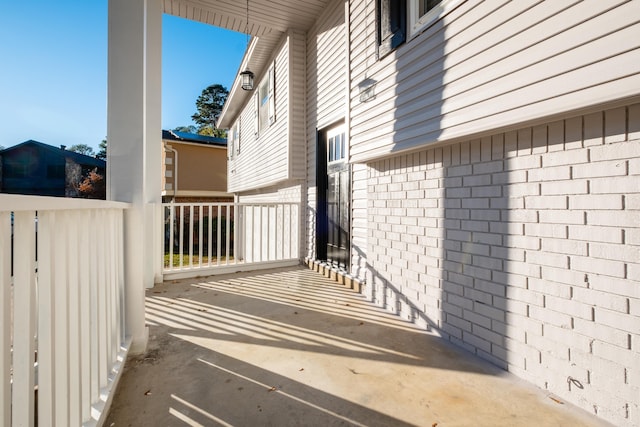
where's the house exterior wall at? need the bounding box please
[366,103,640,426]
[348,0,640,163]
[345,3,640,423]
[228,34,294,193]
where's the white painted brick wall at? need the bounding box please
[365,103,640,427]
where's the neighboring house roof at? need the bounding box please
[0,140,106,168]
[162,130,227,147]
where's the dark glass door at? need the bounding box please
[317,124,350,271]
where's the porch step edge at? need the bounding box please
[304,258,364,293]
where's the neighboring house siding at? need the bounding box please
[349,0,640,162]
[366,103,640,427]
[175,144,228,193]
[305,0,348,262]
[228,35,290,193]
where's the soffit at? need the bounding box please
[163,0,329,35]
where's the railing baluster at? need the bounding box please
[225,205,230,265]
[216,205,222,266]
[198,205,203,268]
[107,211,117,368]
[179,205,184,269]
[68,211,81,426]
[169,205,175,269]
[256,206,261,263]
[0,212,12,427]
[232,204,238,265]
[78,210,92,423]
[207,205,212,267]
[52,212,69,426]
[266,205,271,261]
[12,211,37,427]
[89,210,100,406]
[250,206,255,263]
[188,206,194,268]
[97,210,108,392]
[37,211,55,427]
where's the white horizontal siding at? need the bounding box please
[228,35,291,193]
[290,29,307,181]
[237,184,302,204]
[307,0,347,134]
[349,0,640,162]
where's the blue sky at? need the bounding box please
[0,1,246,151]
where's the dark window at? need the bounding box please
[377,0,406,58]
[47,164,65,179]
[419,0,444,16]
[5,162,28,178]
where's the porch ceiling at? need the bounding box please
[162,0,330,35]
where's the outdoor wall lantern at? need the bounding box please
[240,69,254,91]
[358,77,377,102]
[240,0,254,91]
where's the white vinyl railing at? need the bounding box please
[0,194,130,426]
[163,202,300,279]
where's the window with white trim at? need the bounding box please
[327,127,346,164]
[377,0,406,58]
[228,119,240,159]
[256,62,275,135]
[408,0,458,39]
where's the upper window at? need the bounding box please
[228,119,240,159]
[255,62,275,135]
[377,0,406,59]
[228,121,236,159]
[408,0,458,39]
[327,125,346,164]
[377,0,458,57]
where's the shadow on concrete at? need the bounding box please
[106,267,606,427]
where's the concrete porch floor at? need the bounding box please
[106,266,609,427]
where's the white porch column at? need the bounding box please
[107,0,162,353]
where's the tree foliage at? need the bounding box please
[67,144,95,156]
[96,138,107,160]
[191,84,228,136]
[198,127,227,138]
[173,125,197,133]
[78,168,106,199]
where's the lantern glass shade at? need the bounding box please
[240,69,254,91]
